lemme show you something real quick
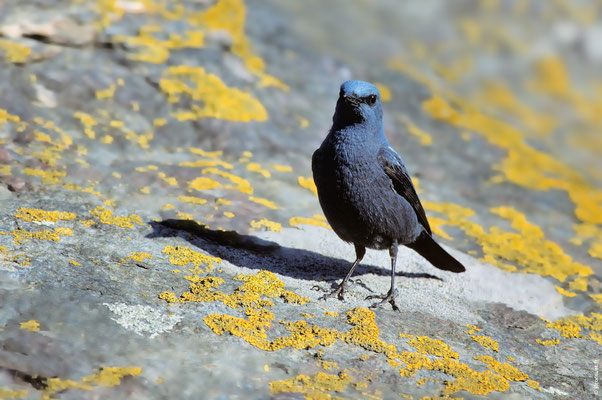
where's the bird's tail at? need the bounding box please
[406,231,465,273]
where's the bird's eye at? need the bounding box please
[367,94,377,105]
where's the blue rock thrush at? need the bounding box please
[312,80,465,311]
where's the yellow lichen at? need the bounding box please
[95,84,116,99]
[68,259,82,267]
[19,320,40,332]
[10,227,72,245]
[160,66,267,122]
[127,252,152,262]
[14,208,77,222]
[272,164,293,172]
[535,338,560,347]
[42,366,141,400]
[422,94,602,226]
[474,356,528,381]
[249,196,279,209]
[470,335,499,352]
[554,286,576,297]
[23,168,66,184]
[246,162,271,178]
[423,202,593,282]
[162,245,221,271]
[249,218,282,232]
[298,176,318,196]
[290,215,331,230]
[89,207,143,228]
[178,195,207,205]
[404,120,433,146]
[270,372,352,396]
[202,167,253,194]
[407,336,459,359]
[0,39,31,63]
[73,111,97,139]
[374,83,392,102]
[0,388,28,398]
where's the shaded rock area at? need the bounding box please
[0,0,601,399]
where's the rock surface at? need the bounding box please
[0,0,601,399]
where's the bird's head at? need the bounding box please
[332,80,383,129]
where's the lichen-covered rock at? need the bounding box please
[0,0,600,399]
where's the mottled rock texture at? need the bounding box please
[0,0,601,399]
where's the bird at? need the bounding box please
[312,80,465,311]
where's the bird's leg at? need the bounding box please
[367,242,400,311]
[320,244,365,301]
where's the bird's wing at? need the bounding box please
[377,145,432,235]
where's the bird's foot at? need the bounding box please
[319,285,345,301]
[366,289,399,311]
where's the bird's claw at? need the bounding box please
[366,289,399,311]
[319,286,345,301]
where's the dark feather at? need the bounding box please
[377,146,432,235]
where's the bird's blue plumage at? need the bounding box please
[312,80,465,309]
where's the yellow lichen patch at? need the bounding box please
[223,211,235,218]
[127,252,152,262]
[42,366,141,400]
[162,245,221,271]
[246,163,271,178]
[95,84,116,99]
[23,168,66,184]
[160,66,267,122]
[0,39,31,63]
[474,356,528,382]
[397,353,510,395]
[298,176,318,196]
[113,24,204,64]
[80,366,142,386]
[554,286,576,297]
[202,167,253,194]
[272,164,293,172]
[470,335,499,352]
[88,207,144,228]
[535,338,560,347]
[407,336,459,359]
[187,176,221,192]
[19,320,40,332]
[290,215,331,230]
[157,172,178,186]
[10,227,72,245]
[270,372,352,397]
[404,120,433,146]
[0,387,27,398]
[324,311,339,318]
[73,111,97,139]
[590,294,602,304]
[250,218,282,232]
[0,108,20,125]
[180,159,233,169]
[473,81,556,138]
[69,259,81,267]
[320,361,338,370]
[567,276,588,292]
[423,202,593,282]
[14,208,77,222]
[374,83,392,102]
[249,196,279,210]
[190,147,223,158]
[422,94,602,225]
[188,0,288,90]
[178,196,207,205]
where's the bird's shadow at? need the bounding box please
[146,219,442,290]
